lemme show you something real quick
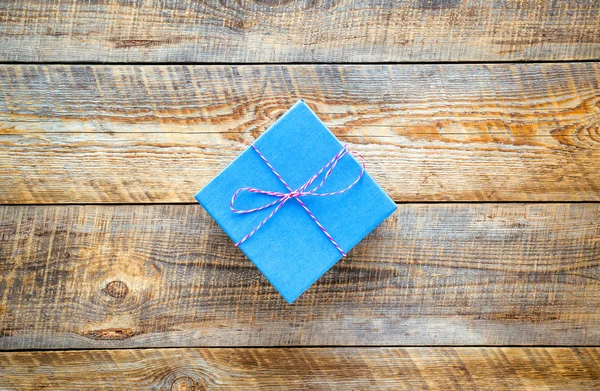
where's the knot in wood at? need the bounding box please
[103,281,129,299]
[171,376,204,391]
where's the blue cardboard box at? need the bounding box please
[195,101,396,303]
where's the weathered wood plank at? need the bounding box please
[2,63,599,203]
[2,131,599,203]
[2,64,599,136]
[1,348,599,390]
[1,204,598,349]
[1,0,599,62]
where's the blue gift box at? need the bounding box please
[195,100,396,303]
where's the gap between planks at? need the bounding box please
[1,63,599,203]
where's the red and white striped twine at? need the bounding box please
[230,143,366,257]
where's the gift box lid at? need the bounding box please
[195,100,396,303]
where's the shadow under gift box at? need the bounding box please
[196,100,397,303]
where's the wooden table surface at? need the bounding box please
[1,1,599,390]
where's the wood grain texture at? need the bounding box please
[1,203,598,349]
[1,348,599,391]
[1,63,599,203]
[1,0,599,63]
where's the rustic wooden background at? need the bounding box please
[0,0,599,390]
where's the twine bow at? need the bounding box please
[230,144,365,256]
